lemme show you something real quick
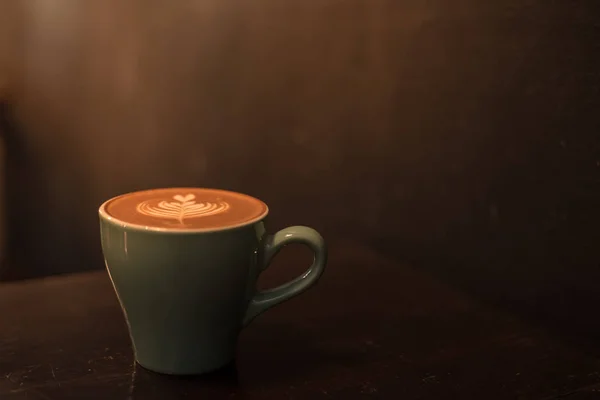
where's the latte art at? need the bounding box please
[136,194,230,225]
[103,187,268,230]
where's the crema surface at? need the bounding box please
[104,188,268,230]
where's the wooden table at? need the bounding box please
[1,240,600,399]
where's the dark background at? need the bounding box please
[0,0,599,342]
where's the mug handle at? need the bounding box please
[243,226,327,326]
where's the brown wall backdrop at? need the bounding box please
[0,0,599,338]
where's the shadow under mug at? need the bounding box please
[99,194,327,375]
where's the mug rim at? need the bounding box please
[98,187,269,234]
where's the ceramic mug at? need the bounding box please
[99,187,327,375]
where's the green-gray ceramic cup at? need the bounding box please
[99,188,327,375]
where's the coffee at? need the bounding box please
[99,187,327,375]
[104,188,268,230]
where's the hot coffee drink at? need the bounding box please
[104,187,268,230]
[99,187,327,375]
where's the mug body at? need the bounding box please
[99,214,265,375]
